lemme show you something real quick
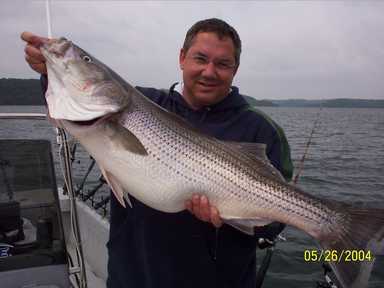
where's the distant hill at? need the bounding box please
[0,79,279,107]
[0,78,44,105]
[244,96,384,108]
[320,98,384,108]
[1,78,383,108]
[243,96,276,107]
[271,99,323,107]
[271,98,384,108]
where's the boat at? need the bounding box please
[0,112,108,288]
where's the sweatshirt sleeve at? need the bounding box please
[40,74,48,94]
[268,125,293,182]
[246,105,294,182]
[40,75,48,106]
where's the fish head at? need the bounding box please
[41,38,131,121]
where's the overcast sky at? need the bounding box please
[1,1,383,100]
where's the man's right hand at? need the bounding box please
[185,194,223,228]
[20,31,51,75]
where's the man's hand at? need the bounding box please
[20,31,51,75]
[185,194,223,228]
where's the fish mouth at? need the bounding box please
[70,116,103,126]
[65,106,122,127]
[66,113,116,131]
[41,37,72,63]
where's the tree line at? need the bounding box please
[1,78,382,108]
[0,78,45,105]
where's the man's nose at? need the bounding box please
[201,62,217,77]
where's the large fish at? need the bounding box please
[40,38,383,288]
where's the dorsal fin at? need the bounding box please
[222,141,268,161]
[221,140,286,183]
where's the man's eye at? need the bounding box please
[82,55,92,62]
[193,56,207,64]
[217,62,233,70]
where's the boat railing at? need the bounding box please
[0,112,91,288]
[0,112,46,120]
[0,112,110,214]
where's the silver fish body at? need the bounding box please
[41,38,384,288]
[69,95,332,235]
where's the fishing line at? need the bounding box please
[60,131,87,288]
[45,0,52,38]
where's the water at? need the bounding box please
[256,107,384,288]
[0,105,383,287]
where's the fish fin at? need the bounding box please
[317,205,384,288]
[222,141,286,183]
[46,112,63,128]
[106,120,148,156]
[224,218,274,236]
[222,141,268,161]
[100,167,132,208]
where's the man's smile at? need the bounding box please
[197,81,219,88]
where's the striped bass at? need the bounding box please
[40,38,384,288]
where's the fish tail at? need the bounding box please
[318,205,384,288]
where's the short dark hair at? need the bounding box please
[183,18,242,67]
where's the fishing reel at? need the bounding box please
[255,222,286,249]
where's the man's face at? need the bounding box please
[179,32,238,110]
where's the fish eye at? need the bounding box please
[82,55,92,63]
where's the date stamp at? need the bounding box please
[303,249,373,263]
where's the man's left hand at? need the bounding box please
[185,194,223,228]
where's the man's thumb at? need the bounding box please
[21,31,50,46]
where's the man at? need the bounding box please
[22,18,293,288]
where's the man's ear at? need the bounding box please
[179,48,186,70]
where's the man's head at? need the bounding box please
[179,18,242,110]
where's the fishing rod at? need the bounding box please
[45,1,87,287]
[0,157,13,201]
[292,104,323,184]
[75,157,96,195]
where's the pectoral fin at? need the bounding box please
[100,167,132,208]
[221,141,286,183]
[224,217,273,236]
[106,120,148,156]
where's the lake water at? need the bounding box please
[0,105,383,287]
